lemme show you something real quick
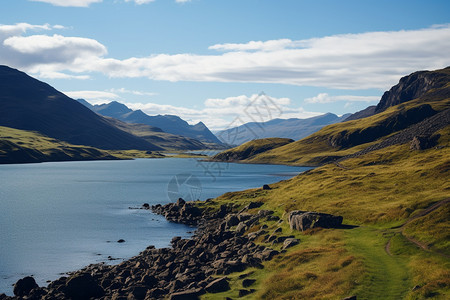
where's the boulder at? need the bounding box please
[176,198,186,206]
[239,289,256,297]
[170,288,204,300]
[205,277,230,293]
[13,276,38,297]
[64,273,104,300]
[225,214,240,227]
[282,238,299,250]
[262,184,271,190]
[235,222,247,234]
[288,211,343,231]
[242,278,256,288]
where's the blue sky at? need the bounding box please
[1,0,450,130]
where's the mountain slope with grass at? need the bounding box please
[199,67,450,299]
[0,66,161,151]
[213,67,450,166]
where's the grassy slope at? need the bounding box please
[223,77,450,166]
[198,126,450,299]
[211,138,294,162]
[0,126,162,163]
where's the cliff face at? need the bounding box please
[375,67,450,113]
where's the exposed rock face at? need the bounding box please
[329,104,437,149]
[288,211,343,231]
[410,135,438,150]
[375,69,450,114]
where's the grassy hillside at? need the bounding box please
[197,126,449,299]
[199,67,450,299]
[215,67,450,166]
[0,126,161,164]
[212,138,294,162]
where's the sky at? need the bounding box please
[1,0,450,131]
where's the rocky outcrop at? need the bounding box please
[5,201,286,299]
[375,68,450,114]
[288,211,343,231]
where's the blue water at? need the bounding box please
[0,158,308,295]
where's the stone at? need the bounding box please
[242,278,256,288]
[176,198,186,206]
[169,288,204,300]
[127,285,148,300]
[288,211,343,231]
[342,296,357,300]
[117,239,126,243]
[247,201,263,209]
[282,238,300,249]
[64,273,104,300]
[235,222,247,234]
[225,214,240,227]
[239,289,256,297]
[142,203,150,209]
[262,184,271,190]
[205,277,230,293]
[13,276,38,297]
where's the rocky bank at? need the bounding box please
[1,197,343,300]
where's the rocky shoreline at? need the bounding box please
[1,197,343,300]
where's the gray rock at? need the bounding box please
[235,222,247,234]
[288,211,343,231]
[170,288,204,300]
[64,273,104,300]
[282,238,299,249]
[205,277,230,293]
[13,276,38,297]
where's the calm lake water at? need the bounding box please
[0,157,308,295]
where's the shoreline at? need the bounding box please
[1,199,290,299]
[2,195,344,299]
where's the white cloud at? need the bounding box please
[209,39,299,52]
[1,23,450,90]
[29,0,102,7]
[109,88,157,97]
[64,90,119,104]
[38,71,90,80]
[124,0,155,4]
[175,0,191,3]
[304,93,379,104]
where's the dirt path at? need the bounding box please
[385,198,449,257]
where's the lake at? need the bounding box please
[0,157,308,295]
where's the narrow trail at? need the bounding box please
[385,198,450,258]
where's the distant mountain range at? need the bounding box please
[0,65,161,151]
[215,113,351,145]
[79,100,222,145]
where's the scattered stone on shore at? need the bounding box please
[117,239,125,243]
[5,199,345,299]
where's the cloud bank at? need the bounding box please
[1,23,449,90]
[30,0,102,7]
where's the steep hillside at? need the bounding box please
[0,126,118,164]
[199,128,449,299]
[0,66,161,151]
[215,67,450,166]
[215,113,348,145]
[84,100,222,144]
[212,138,294,162]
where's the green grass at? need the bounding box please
[197,127,450,299]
